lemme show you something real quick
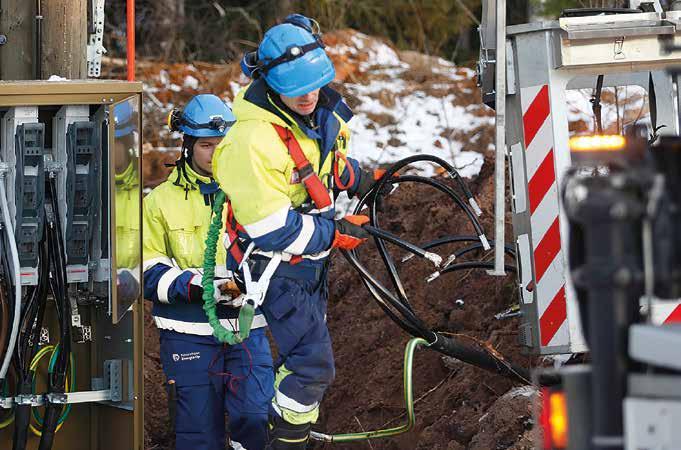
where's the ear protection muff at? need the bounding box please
[245,15,325,80]
[167,108,183,132]
[282,14,321,36]
[241,51,261,79]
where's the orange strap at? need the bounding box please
[333,151,355,190]
[225,202,245,264]
[272,124,332,210]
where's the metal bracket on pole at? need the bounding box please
[87,0,107,77]
[489,0,507,276]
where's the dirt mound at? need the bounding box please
[315,153,535,450]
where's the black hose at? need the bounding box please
[346,155,559,386]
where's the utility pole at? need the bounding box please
[0,1,33,79]
[0,0,87,80]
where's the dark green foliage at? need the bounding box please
[105,0,529,63]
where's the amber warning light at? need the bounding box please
[569,134,626,153]
[540,387,568,449]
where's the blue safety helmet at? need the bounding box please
[113,101,136,138]
[167,94,235,138]
[252,18,335,97]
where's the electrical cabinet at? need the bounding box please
[0,81,143,450]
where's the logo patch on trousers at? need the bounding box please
[172,352,200,362]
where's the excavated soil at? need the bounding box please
[144,151,540,449]
[315,152,537,450]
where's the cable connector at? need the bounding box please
[45,393,68,404]
[494,304,521,320]
[479,234,491,251]
[15,394,44,406]
[426,271,441,283]
[469,197,483,216]
[401,253,415,263]
[443,254,457,268]
[424,252,443,267]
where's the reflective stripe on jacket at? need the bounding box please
[143,163,265,333]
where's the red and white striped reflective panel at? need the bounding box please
[653,303,681,324]
[521,85,569,348]
[665,305,681,323]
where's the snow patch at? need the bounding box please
[504,386,537,399]
[183,75,200,90]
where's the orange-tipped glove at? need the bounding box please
[332,215,370,250]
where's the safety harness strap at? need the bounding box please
[225,202,245,264]
[222,124,341,268]
[272,124,332,210]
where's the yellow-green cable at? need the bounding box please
[28,344,76,436]
[0,412,13,429]
[202,190,254,344]
[310,337,428,442]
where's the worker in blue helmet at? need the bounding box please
[143,94,275,450]
[112,101,142,304]
[217,15,393,449]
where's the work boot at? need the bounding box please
[266,414,311,449]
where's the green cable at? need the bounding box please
[202,190,255,344]
[30,344,76,427]
[311,337,428,443]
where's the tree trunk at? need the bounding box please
[0,0,33,80]
[40,0,87,79]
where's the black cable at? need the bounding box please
[12,221,48,450]
[38,177,72,450]
[345,155,559,386]
[357,174,485,315]
[441,261,517,275]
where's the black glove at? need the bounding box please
[353,168,396,212]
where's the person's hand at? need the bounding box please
[354,168,397,210]
[332,215,370,250]
[190,275,242,306]
[213,278,242,304]
[117,268,140,303]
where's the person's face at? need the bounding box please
[190,137,222,176]
[279,89,320,116]
[114,137,133,174]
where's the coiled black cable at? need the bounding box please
[345,155,558,385]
